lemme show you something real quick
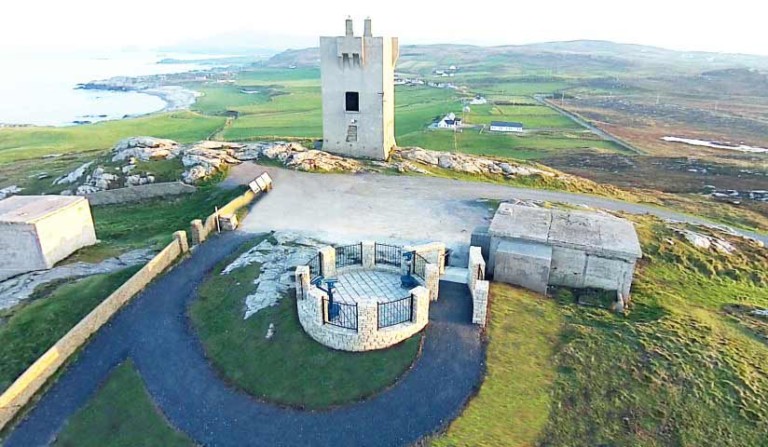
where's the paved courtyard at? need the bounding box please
[333,269,407,304]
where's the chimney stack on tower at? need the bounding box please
[345,16,354,36]
[364,17,372,37]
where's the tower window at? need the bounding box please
[345,92,360,112]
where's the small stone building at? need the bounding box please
[0,196,97,281]
[481,204,642,296]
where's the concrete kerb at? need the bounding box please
[0,231,191,433]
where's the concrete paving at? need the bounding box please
[225,164,768,265]
[334,269,407,304]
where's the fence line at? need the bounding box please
[412,253,429,281]
[335,243,362,268]
[323,298,358,331]
[374,243,402,267]
[378,295,414,329]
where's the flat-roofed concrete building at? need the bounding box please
[483,203,642,296]
[0,196,97,281]
[320,17,399,160]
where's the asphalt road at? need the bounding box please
[4,233,484,447]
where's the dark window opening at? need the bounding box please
[345,91,360,112]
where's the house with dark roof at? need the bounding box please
[489,121,524,132]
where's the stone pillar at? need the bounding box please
[472,280,490,326]
[319,246,337,278]
[467,246,486,291]
[410,286,430,327]
[362,241,375,269]
[424,263,440,301]
[295,265,310,300]
[190,219,205,245]
[173,231,189,253]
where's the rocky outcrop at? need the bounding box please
[394,147,555,178]
[53,161,93,185]
[235,142,364,172]
[0,185,22,200]
[112,136,180,162]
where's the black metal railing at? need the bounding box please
[307,253,322,282]
[476,263,485,281]
[323,298,358,331]
[378,295,414,329]
[374,243,402,267]
[335,243,363,268]
[412,253,429,281]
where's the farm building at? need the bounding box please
[434,113,462,130]
[489,121,524,132]
[476,203,642,298]
[0,195,97,281]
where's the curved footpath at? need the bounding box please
[4,233,484,447]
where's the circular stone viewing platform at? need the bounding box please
[294,242,444,352]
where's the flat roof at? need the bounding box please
[490,121,523,127]
[489,203,642,259]
[0,195,88,224]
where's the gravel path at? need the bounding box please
[4,233,483,447]
[226,163,767,259]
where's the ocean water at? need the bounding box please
[0,52,206,126]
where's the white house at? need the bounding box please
[489,121,524,133]
[435,113,461,129]
[469,95,487,105]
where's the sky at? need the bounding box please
[2,0,767,56]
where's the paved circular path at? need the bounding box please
[4,233,484,447]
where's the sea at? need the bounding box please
[0,51,212,127]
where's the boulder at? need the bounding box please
[112,137,180,162]
[53,161,94,185]
[0,185,22,200]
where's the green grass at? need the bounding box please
[90,173,245,251]
[434,287,561,446]
[463,104,581,129]
[435,216,768,446]
[53,361,193,447]
[189,237,422,409]
[0,111,226,163]
[0,266,142,393]
[397,130,623,160]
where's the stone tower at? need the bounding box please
[320,17,399,160]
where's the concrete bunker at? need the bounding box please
[476,203,642,300]
[0,195,97,281]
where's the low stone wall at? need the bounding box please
[468,246,490,327]
[86,182,196,206]
[190,172,273,245]
[296,283,430,352]
[0,231,189,432]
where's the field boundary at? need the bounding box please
[0,231,190,432]
[534,95,645,155]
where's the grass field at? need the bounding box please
[435,216,768,446]
[0,266,141,393]
[0,111,226,163]
[54,361,193,447]
[189,237,422,409]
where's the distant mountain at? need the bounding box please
[264,40,768,75]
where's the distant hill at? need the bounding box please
[265,40,768,76]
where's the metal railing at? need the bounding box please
[476,263,485,281]
[323,298,358,331]
[378,295,414,329]
[374,243,402,267]
[307,253,322,282]
[335,243,363,268]
[412,253,429,281]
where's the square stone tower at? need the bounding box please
[320,18,399,160]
